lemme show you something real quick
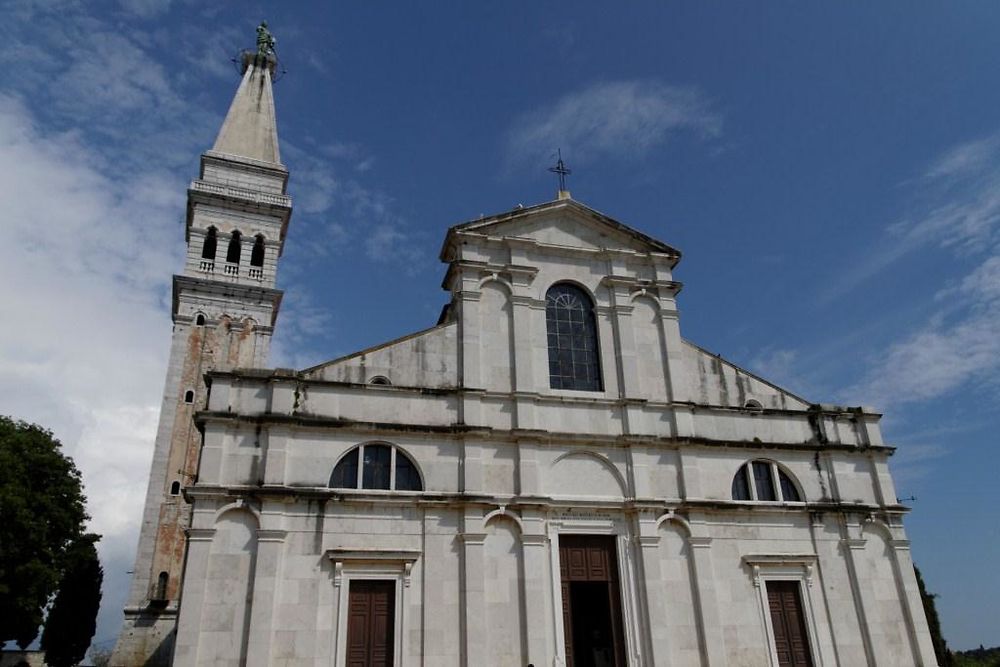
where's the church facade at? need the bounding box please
[114,43,939,667]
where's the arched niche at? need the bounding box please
[479,280,514,392]
[547,451,626,498]
[482,515,527,665]
[631,295,669,399]
[197,507,259,664]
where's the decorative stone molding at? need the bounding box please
[482,505,524,533]
[186,528,216,542]
[688,536,713,549]
[256,529,287,542]
[510,294,537,307]
[325,549,421,588]
[742,554,818,588]
[636,535,660,548]
[459,532,488,545]
[601,275,683,297]
[189,179,291,209]
[521,534,548,546]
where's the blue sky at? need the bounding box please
[2,0,998,654]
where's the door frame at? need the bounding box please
[548,518,642,666]
[743,555,824,667]
[328,550,419,667]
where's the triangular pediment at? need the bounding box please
[442,198,680,258]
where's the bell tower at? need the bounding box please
[112,32,292,666]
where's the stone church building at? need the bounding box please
[113,43,939,667]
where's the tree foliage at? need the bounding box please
[954,645,1000,666]
[0,416,93,648]
[40,535,103,667]
[915,565,954,667]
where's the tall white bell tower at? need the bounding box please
[112,38,293,666]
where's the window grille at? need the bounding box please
[330,444,423,492]
[732,460,803,503]
[545,283,602,391]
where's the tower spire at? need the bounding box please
[211,24,282,165]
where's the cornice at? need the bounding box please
[182,485,907,518]
[193,409,895,453]
[189,179,291,211]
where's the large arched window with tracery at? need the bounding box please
[330,443,423,491]
[545,283,602,391]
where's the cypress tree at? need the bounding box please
[40,536,103,667]
[915,565,954,667]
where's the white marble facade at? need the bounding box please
[171,195,939,666]
[117,51,939,667]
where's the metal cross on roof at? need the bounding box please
[548,149,572,192]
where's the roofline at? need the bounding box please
[438,197,681,262]
[681,338,814,406]
[300,321,456,374]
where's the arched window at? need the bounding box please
[201,227,217,259]
[732,460,802,502]
[369,375,391,386]
[226,231,242,264]
[250,235,265,267]
[183,390,194,404]
[154,571,168,600]
[170,481,181,495]
[330,443,423,492]
[545,283,602,391]
[195,314,206,326]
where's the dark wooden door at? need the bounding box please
[767,581,813,667]
[347,580,395,667]
[558,535,627,667]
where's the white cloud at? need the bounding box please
[505,80,721,169]
[0,3,425,650]
[0,94,177,645]
[824,132,1000,302]
[271,290,335,370]
[842,133,1000,408]
[0,6,249,651]
[846,251,1000,408]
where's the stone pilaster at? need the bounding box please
[635,517,669,665]
[245,529,287,667]
[688,535,726,666]
[460,529,487,667]
[171,528,215,667]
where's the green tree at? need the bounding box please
[915,565,954,667]
[40,535,103,667]
[0,416,92,647]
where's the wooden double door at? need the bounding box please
[766,580,814,667]
[346,580,395,667]
[559,535,627,667]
